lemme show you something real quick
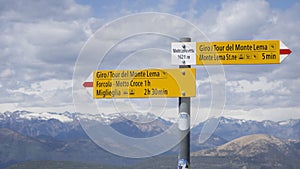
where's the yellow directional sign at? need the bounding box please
[89,68,196,98]
[197,40,280,65]
[171,40,291,65]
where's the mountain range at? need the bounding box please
[1,110,300,168]
[6,134,300,169]
[192,134,300,168]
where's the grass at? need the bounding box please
[5,161,125,169]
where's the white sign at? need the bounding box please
[171,42,196,65]
[178,112,190,131]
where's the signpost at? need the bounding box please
[172,38,291,169]
[172,40,292,65]
[83,37,292,169]
[83,68,196,98]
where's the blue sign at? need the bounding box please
[178,159,189,169]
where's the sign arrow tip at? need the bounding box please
[280,48,292,55]
[83,82,93,87]
[280,41,292,63]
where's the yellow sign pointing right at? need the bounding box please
[197,40,280,65]
[171,40,292,65]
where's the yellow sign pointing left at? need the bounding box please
[83,68,196,98]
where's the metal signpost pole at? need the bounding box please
[178,37,191,169]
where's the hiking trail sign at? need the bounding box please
[171,40,292,65]
[81,37,292,169]
[83,68,196,98]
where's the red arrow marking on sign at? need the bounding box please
[280,49,292,55]
[83,82,93,87]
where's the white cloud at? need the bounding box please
[223,107,300,122]
[0,0,103,111]
[195,0,272,41]
[9,79,72,95]
[7,79,73,107]
[196,73,226,86]
[188,0,300,121]
[254,3,300,42]
[0,68,14,78]
[227,76,290,94]
[0,0,91,21]
[0,0,299,122]
[224,76,293,111]
[158,0,177,13]
[211,0,271,40]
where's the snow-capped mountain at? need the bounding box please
[0,110,299,168]
[0,110,167,125]
[192,116,300,143]
[0,110,174,168]
[1,111,300,141]
[0,110,173,140]
[1,110,75,122]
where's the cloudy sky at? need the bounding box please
[1,0,300,122]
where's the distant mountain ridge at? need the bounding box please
[191,134,300,169]
[192,116,300,142]
[0,110,172,139]
[1,110,300,168]
[6,134,300,169]
[193,134,298,157]
[1,110,300,142]
[0,127,139,168]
